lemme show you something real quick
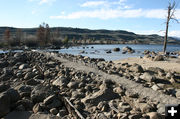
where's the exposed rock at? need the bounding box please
[29,113,61,119]
[151,84,161,91]
[140,72,155,82]
[6,88,20,103]
[33,103,42,113]
[52,77,69,87]
[135,103,155,113]
[130,63,144,73]
[50,108,58,115]
[146,112,164,119]
[31,84,54,103]
[113,48,120,52]
[176,89,180,99]
[58,109,68,117]
[123,46,135,53]
[24,72,36,80]
[19,64,29,70]
[81,83,119,106]
[0,92,10,117]
[43,95,56,105]
[0,83,10,93]
[67,81,78,89]
[153,55,164,61]
[16,99,33,111]
[106,50,112,54]
[26,79,40,86]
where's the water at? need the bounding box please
[59,44,180,61]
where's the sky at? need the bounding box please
[0,0,180,37]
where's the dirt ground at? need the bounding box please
[113,57,180,73]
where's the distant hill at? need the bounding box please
[0,26,180,45]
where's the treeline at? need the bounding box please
[0,23,71,48]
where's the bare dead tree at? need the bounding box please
[163,0,179,53]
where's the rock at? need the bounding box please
[33,103,42,113]
[137,103,155,113]
[0,61,8,68]
[58,109,68,117]
[16,99,33,111]
[26,79,40,86]
[31,84,54,103]
[0,93,10,117]
[151,84,161,91]
[146,112,164,119]
[130,63,144,73]
[80,50,85,54]
[52,77,69,87]
[29,113,61,119]
[43,95,56,105]
[143,54,151,60]
[81,83,119,106]
[67,81,78,89]
[123,46,135,53]
[6,88,20,103]
[106,50,112,54]
[113,48,120,52]
[17,85,32,93]
[50,108,58,115]
[143,50,150,55]
[153,55,164,61]
[96,113,108,119]
[24,72,35,80]
[4,111,32,119]
[0,83,10,93]
[166,72,173,79]
[19,64,29,70]
[128,114,142,119]
[47,99,62,109]
[140,72,155,82]
[71,91,85,99]
[176,89,180,99]
[157,103,165,114]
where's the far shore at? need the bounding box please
[113,57,180,73]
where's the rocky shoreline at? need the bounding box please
[0,51,180,119]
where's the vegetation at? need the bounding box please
[0,24,180,48]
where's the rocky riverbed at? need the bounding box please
[0,51,180,119]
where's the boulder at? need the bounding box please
[0,93,11,117]
[122,46,135,53]
[31,84,54,103]
[29,113,61,119]
[43,95,56,105]
[106,50,112,54]
[130,63,144,73]
[4,111,32,119]
[176,89,180,99]
[153,55,164,61]
[19,64,29,70]
[6,88,20,103]
[26,79,40,86]
[0,83,10,93]
[113,48,120,52]
[146,112,164,119]
[81,83,119,106]
[50,108,58,115]
[140,72,155,82]
[52,77,69,87]
[24,72,36,80]
[67,81,79,89]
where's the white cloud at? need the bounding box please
[50,8,180,20]
[80,0,131,9]
[81,1,106,7]
[28,0,56,5]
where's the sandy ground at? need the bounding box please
[113,57,180,73]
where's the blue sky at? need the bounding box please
[0,0,180,37]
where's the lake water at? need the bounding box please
[58,44,180,61]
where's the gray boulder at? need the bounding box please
[140,72,155,82]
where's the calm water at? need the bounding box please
[59,44,180,61]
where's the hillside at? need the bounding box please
[0,26,179,45]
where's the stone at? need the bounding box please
[31,84,54,103]
[4,111,32,119]
[128,114,142,119]
[0,61,8,68]
[113,48,120,52]
[26,79,40,85]
[146,112,164,119]
[81,83,119,106]
[176,89,180,99]
[151,84,161,91]
[50,108,58,115]
[0,83,10,93]
[58,109,68,117]
[140,72,155,82]
[0,93,10,117]
[153,55,164,61]
[24,72,35,80]
[6,88,20,103]
[106,50,112,54]
[135,103,155,113]
[19,64,29,70]
[29,113,61,119]
[67,81,78,89]
[33,103,42,113]
[130,64,144,73]
[52,77,69,87]
[16,99,33,111]
[43,95,56,105]
[47,99,62,109]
